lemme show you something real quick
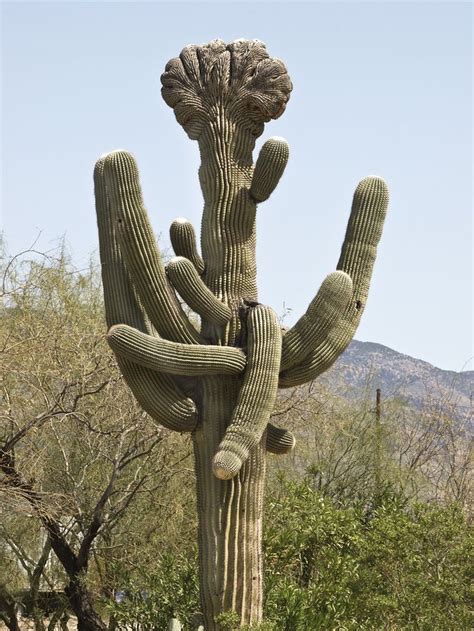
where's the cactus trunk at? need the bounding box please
[191,110,272,627]
[194,377,265,628]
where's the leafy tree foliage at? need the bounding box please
[0,243,193,630]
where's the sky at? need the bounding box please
[1,1,472,372]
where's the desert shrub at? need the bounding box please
[105,481,472,630]
[106,552,199,630]
[263,480,473,630]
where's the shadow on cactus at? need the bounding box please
[94,39,389,629]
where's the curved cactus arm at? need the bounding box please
[249,137,289,203]
[279,176,389,388]
[213,305,282,479]
[280,271,353,372]
[266,423,296,454]
[117,359,197,431]
[170,218,205,275]
[94,157,197,432]
[107,324,246,376]
[166,256,232,326]
[102,150,202,344]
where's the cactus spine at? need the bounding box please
[94,39,389,629]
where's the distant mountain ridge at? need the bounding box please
[322,340,473,416]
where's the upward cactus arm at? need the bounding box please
[336,176,389,298]
[94,158,197,432]
[166,256,232,326]
[107,324,246,376]
[249,137,289,203]
[170,218,205,274]
[279,176,389,387]
[102,150,202,345]
[280,271,353,371]
[94,158,146,332]
[213,305,282,479]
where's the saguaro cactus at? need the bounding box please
[94,39,389,629]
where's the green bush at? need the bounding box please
[105,552,199,630]
[105,482,472,630]
[263,480,473,630]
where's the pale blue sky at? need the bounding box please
[1,1,472,371]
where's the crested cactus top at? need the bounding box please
[160,39,292,140]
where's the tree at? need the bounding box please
[0,246,191,630]
[94,39,389,628]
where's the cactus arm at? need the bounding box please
[249,137,289,203]
[213,305,282,479]
[279,176,389,387]
[166,257,232,326]
[265,423,295,454]
[102,150,202,344]
[337,176,389,300]
[94,157,145,332]
[107,324,246,376]
[116,361,198,432]
[170,218,205,274]
[94,158,197,432]
[280,271,353,371]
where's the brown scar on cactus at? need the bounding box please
[94,38,388,629]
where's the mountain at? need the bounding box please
[321,340,473,417]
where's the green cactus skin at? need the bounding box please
[166,256,232,326]
[213,304,282,480]
[103,152,202,345]
[280,271,353,371]
[107,324,246,376]
[94,39,389,629]
[170,218,206,275]
[264,423,296,454]
[249,137,289,203]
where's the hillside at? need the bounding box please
[322,340,473,417]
